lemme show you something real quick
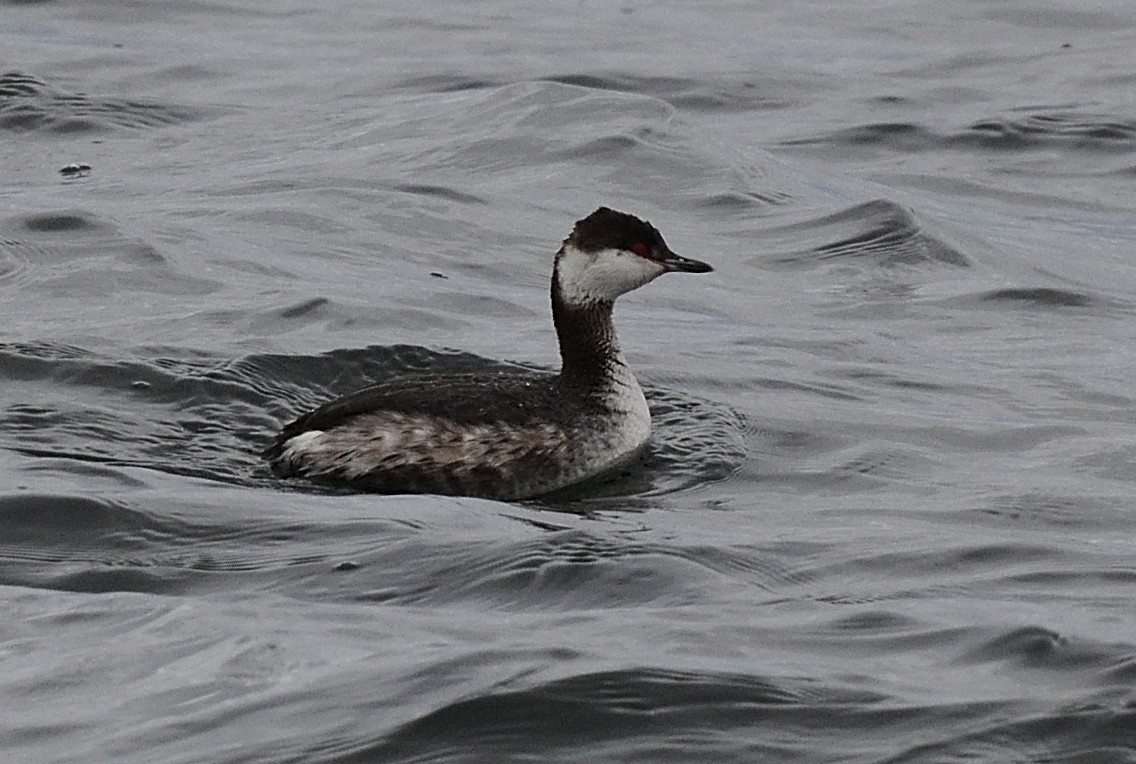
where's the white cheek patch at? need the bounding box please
[556,246,665,304]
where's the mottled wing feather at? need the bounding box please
[264,372,563,461]
[274,410,575,499]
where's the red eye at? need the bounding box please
[631,242,650,259]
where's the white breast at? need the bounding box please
[577,360,652,477]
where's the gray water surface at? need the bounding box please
[2,2,1135,762]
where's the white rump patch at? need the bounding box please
[282,430,325,459]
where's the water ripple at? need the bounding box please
[0,70,211,133]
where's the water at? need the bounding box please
[3,1,1136,762]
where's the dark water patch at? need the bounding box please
[936,286,1136,318]
[345,667,890,764]
[392,183,487,204]
[836,368,952,394]
[278,297,330,319]
[799,613,976,657]
[802,613,995,659]
[982,287,1094,308]
[999,566,1136,591]
[763,200,970,270]
[960,626,1127,673]
[782,122,942,152]
[548,72,694,95]
[0,494,153,542]
[545,72,708,113]
[145,64,221,84]
[697,190,792,212]
[560,133,640,159]
[247,294,466,337]
[21,213,98,233]
[960,110,1136,152]
[825,609,924,634]
[0,70,209,133]
[7,209,113,240]
[48,567,182,595]
[395,74,502,93]
[544,72,783,113]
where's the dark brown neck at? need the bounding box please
[551,266,623,386]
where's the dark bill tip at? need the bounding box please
[658,250,713,273]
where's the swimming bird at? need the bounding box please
[264,207,712,500]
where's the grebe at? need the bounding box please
[264,207,712,500]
